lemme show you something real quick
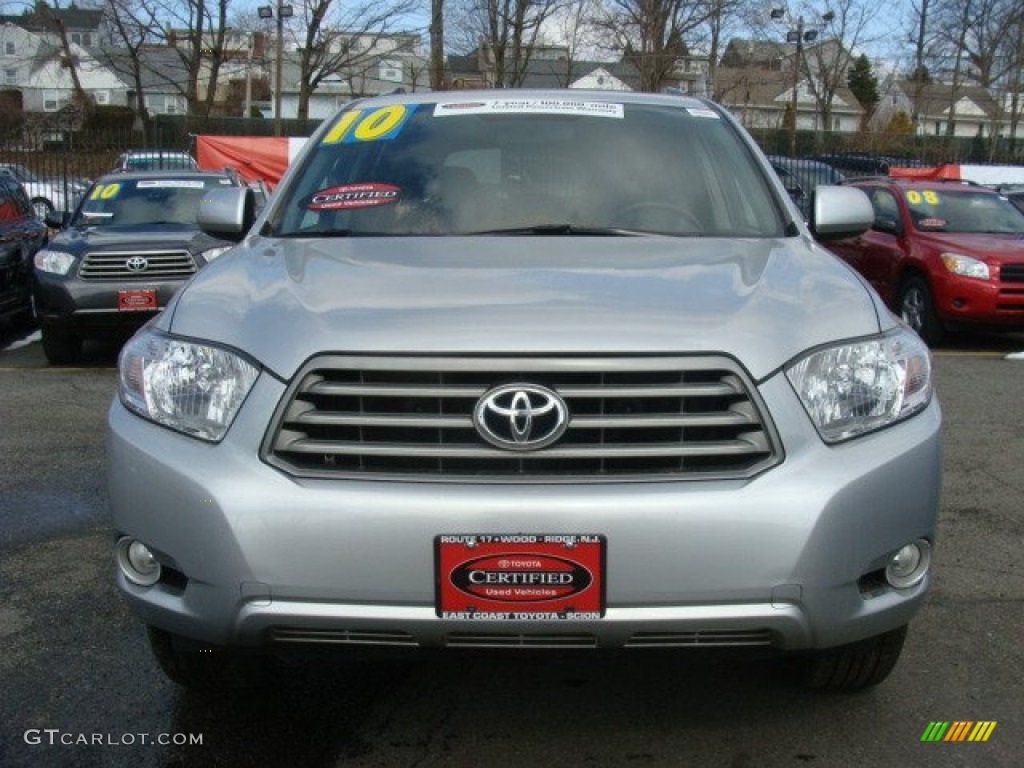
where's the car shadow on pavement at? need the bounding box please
[163,650,817,768]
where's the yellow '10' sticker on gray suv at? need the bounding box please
[321,105,416,145]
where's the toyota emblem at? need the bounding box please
[125,256,149,272]
[473,383,568,451]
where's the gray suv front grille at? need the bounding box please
[78,250,197,280]
[264,356,781,482]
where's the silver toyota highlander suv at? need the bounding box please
[108,90,941,692]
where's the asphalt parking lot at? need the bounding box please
[0,325,1022,768]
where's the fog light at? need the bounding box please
[885,539,932,589]
[116,537,162,587]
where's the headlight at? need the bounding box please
[786,328,932,443]
[940,252,989,279]
[118,330,259,442]
[34,249,76,275]
[201,245,233,262]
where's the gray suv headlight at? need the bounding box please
[786,328,932,443]
[118,330,259,442]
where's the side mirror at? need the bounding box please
[44,210,69,229]
[198,187,255,242]
[810,186,873,241]
[873,216,901,235]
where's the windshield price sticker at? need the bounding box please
[433,100,624,119]
[136,180,206,189]
[435,534,605,619]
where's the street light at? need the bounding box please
[771,6,834,156]
[258,2,293,136]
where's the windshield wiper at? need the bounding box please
[465,223,644,236]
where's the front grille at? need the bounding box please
[78,250,197,281]
[265,355,780,482]
[1000,263,1024,283]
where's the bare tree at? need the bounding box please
[144,0,234,120]
[1000,10,1024,146]
[694,0,748,98]
[34,1,91,113]
[452,0,564,88]
[593,0,713,93]
[99,0,161,138]
[548,0,604,87]
[903,0,938,130]
[290,0,420,120]
[797,0,882,133]
[430,0,445,89]
[930,0,974,137]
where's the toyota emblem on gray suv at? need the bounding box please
[473,383,568,451]
[125,256,149,272]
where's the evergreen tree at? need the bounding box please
[885,111,914,135]
[848,54,880,117]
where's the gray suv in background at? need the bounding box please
[108,90,942,693]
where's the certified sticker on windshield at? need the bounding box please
[436,534,605,620]
[305,182,401,210]
[434,100,624,119]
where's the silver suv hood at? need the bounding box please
[166,235,885,380]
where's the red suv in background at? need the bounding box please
[827,178,1024,344]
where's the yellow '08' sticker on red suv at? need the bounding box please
[321,105,416,145]
[906,190,941,205]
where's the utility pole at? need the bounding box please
[771,6,835,156]
[258,3,293,136]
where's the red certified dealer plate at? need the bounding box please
[117,288,157,311]
[436,534,605,620]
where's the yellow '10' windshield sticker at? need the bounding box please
[89,183,122,200]
[905,190,940,205]
[321,105,416,145]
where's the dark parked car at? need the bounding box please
[998,185,1024,215]
[0,173,48,327]
[767,155,846,220]
[32,169,240,363]
[827,177,1024,344]
[807,152,890,178]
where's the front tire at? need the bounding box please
[147,626,274,692]
[795,625,908,692]
[31,197,54,220]
[897,276,944,346]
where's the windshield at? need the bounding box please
[120,153,197,171]
[75,176,232,227]
[273,99,785,238]
[905,189,1024,234]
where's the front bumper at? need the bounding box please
[108,372,942,653]
[936,272,1024,327]
[33,272,185,335]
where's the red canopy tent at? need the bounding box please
[195,135,308,188]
